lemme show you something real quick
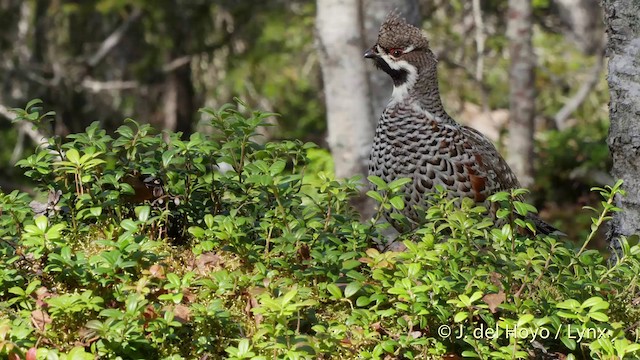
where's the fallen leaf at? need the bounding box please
[148,264,166,279]
[482,291,506,314]
[173,304,191,323]
[143,304,158,321]
[35,287,52,308]
[196,252,223,273]
[183,288,197,303]
[31,309,52,331]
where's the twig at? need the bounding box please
[0,104,14,120]
[10,127,25,165]
[553,47,605,130]
[162,56,192,73]
[87,8,143,67]
[81,79,139,92]
[160,30,236,74]
[0,104,50,149]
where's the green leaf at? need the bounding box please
[204,214,215,229]
[581,296,606,309]
[588,312,609,322]
[387,177,411,191]
[166,273,181,287]
[344,282,362,298]
[90,207,102,217]
[461,350,481,358]
[238,338,250,355]
[560,336,576,350]
[389,196,405,210]
[458,294,471,307]
[120,219,138,232]
[342,259,361,270]
[269,160,287,176]
[496,208,510,219]
[517,314,534,327]
[356,296,372,307]
[281,288,298,306]
[556,299,581,310]
[326,284,342,299]
[66,149,80,164]
[35,215,48,232]
[367,176,388,190]
[135,206,151,222]
[25,98,43,110]
[488,192,509,202]
[8,286,25,296]
[454,311,469,323]
[366,190,384,203]
[188,226,205,238]
[469,291,483,304]
[162,149,177,167]
[381,340,396,353]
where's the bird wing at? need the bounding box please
[460,125,521,193]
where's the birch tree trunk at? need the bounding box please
[316,0,373,180]
[506,0,535,188]
[316,0,421,219]
[603,0,640,261]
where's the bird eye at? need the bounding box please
[389,48,403,57]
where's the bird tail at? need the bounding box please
[527,214,566,236]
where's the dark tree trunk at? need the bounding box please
[602,0,640,262]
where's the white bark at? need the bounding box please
[603,0,640,261]
[317,0,373,179]
[506,0,535,189]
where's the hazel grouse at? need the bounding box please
[364,12,558,235]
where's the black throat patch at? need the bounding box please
[372,56,408,86]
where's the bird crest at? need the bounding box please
[377,10,429,51]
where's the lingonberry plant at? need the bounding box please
[0,100,638,359]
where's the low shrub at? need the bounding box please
[1,100,639,359]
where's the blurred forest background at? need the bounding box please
[0,0,610,242]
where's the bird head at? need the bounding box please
[364,12,435,91]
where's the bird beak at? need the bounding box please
[364,47,378,59]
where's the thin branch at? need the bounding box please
[10,127,25,165]
[0,104,14,120]
[87,8,143,68]
[162,56,192,73]
[160,30,236,74]
[553,48,606,130]
[81,79,139,92]
[0,104,49,148]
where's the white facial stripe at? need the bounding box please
[389,61,418,105]
[380,52,406,70]
[403,45,415,53]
